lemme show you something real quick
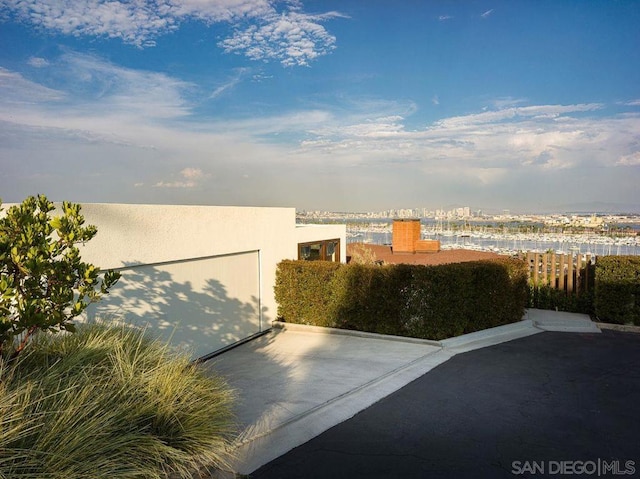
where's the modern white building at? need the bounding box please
[74,204,346,360]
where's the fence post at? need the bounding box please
[567,253,574,294]
[575,253,583,294]
[584,254,592,292]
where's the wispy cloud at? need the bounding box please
[617,152,640,166]
[27,57,50,68]
[153,167,209,188]
[1,54,638,209]
[0,67,64,103]
[438,15,453,21]
[54,51,194,119]
[435,103,603,128]
[0,52,195,154]
[0,0,344,66]
[210,68,250,99]
[490,97,527,109]
[481,9,494,18]
[295,101,639,181]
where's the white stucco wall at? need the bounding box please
[77,204,294,352]
[77,203,296,270]
[2,202,346,359]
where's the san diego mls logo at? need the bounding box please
[511,459,636,476]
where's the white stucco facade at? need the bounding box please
[4,203,345,359]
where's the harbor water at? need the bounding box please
[345,222,640,257]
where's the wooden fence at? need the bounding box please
[519,251,595,295]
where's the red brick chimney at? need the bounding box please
[392,219,421,253]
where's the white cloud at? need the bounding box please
[0,67,65,102]
[0,55,201,162]
[617,152,640,166]
[27,57,50,68]
[490,97,527,109]
[435,103,603,128]
[471,167,507,185]
[1,0,342,66]
[438,15,453,21]
[0,54,638,210]
[153,167,209,188]
[294,102,640,186]
[219,9,344,66]
[171,0,274,22]
[481,9,494,18]
[50,51,192,119]
[210,68,250,99]
[432,95,440,106]
[337,116,406,138]
[180,167,206,179]
[153,180,196,188]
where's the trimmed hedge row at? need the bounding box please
[595,256,640,325]
[274,258,528,340]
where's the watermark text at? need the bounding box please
[512,459,636,476]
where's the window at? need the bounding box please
[298,239,341,262]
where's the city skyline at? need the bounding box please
[299,204,640,217]
[1,1,639,213]
[297,206,640,222]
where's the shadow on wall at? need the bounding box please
[88,258,268,360]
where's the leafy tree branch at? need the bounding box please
[0,195,120,357]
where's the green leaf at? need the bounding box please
[50,216,62,231]
[63,322,76,333]
[0,195,118,357]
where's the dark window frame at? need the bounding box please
[297,239,341,262]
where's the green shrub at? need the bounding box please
[0,322,236,479]
[274,260,341,327]
[0,195,120,356]
[275,258,528,340]
[595,256,640,325]
[329,262,415,334]
[404,263,472,339]
[464,258,528,332]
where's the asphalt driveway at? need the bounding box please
[249,330,640,478]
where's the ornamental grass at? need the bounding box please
[0,322,236,479]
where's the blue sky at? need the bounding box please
[1,0,639,213]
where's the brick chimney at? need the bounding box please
[392,219,421,253]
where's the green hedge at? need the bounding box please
[595,256,640,325]
[274,260,342,327]
[275,258,528,340]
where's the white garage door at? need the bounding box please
[89,250,262,360]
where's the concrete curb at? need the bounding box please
[526,309,602,334]
[596,322,640,333]
[440,319,540,353]
[271,320,443,347]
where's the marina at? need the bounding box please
[344,223,640,257]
